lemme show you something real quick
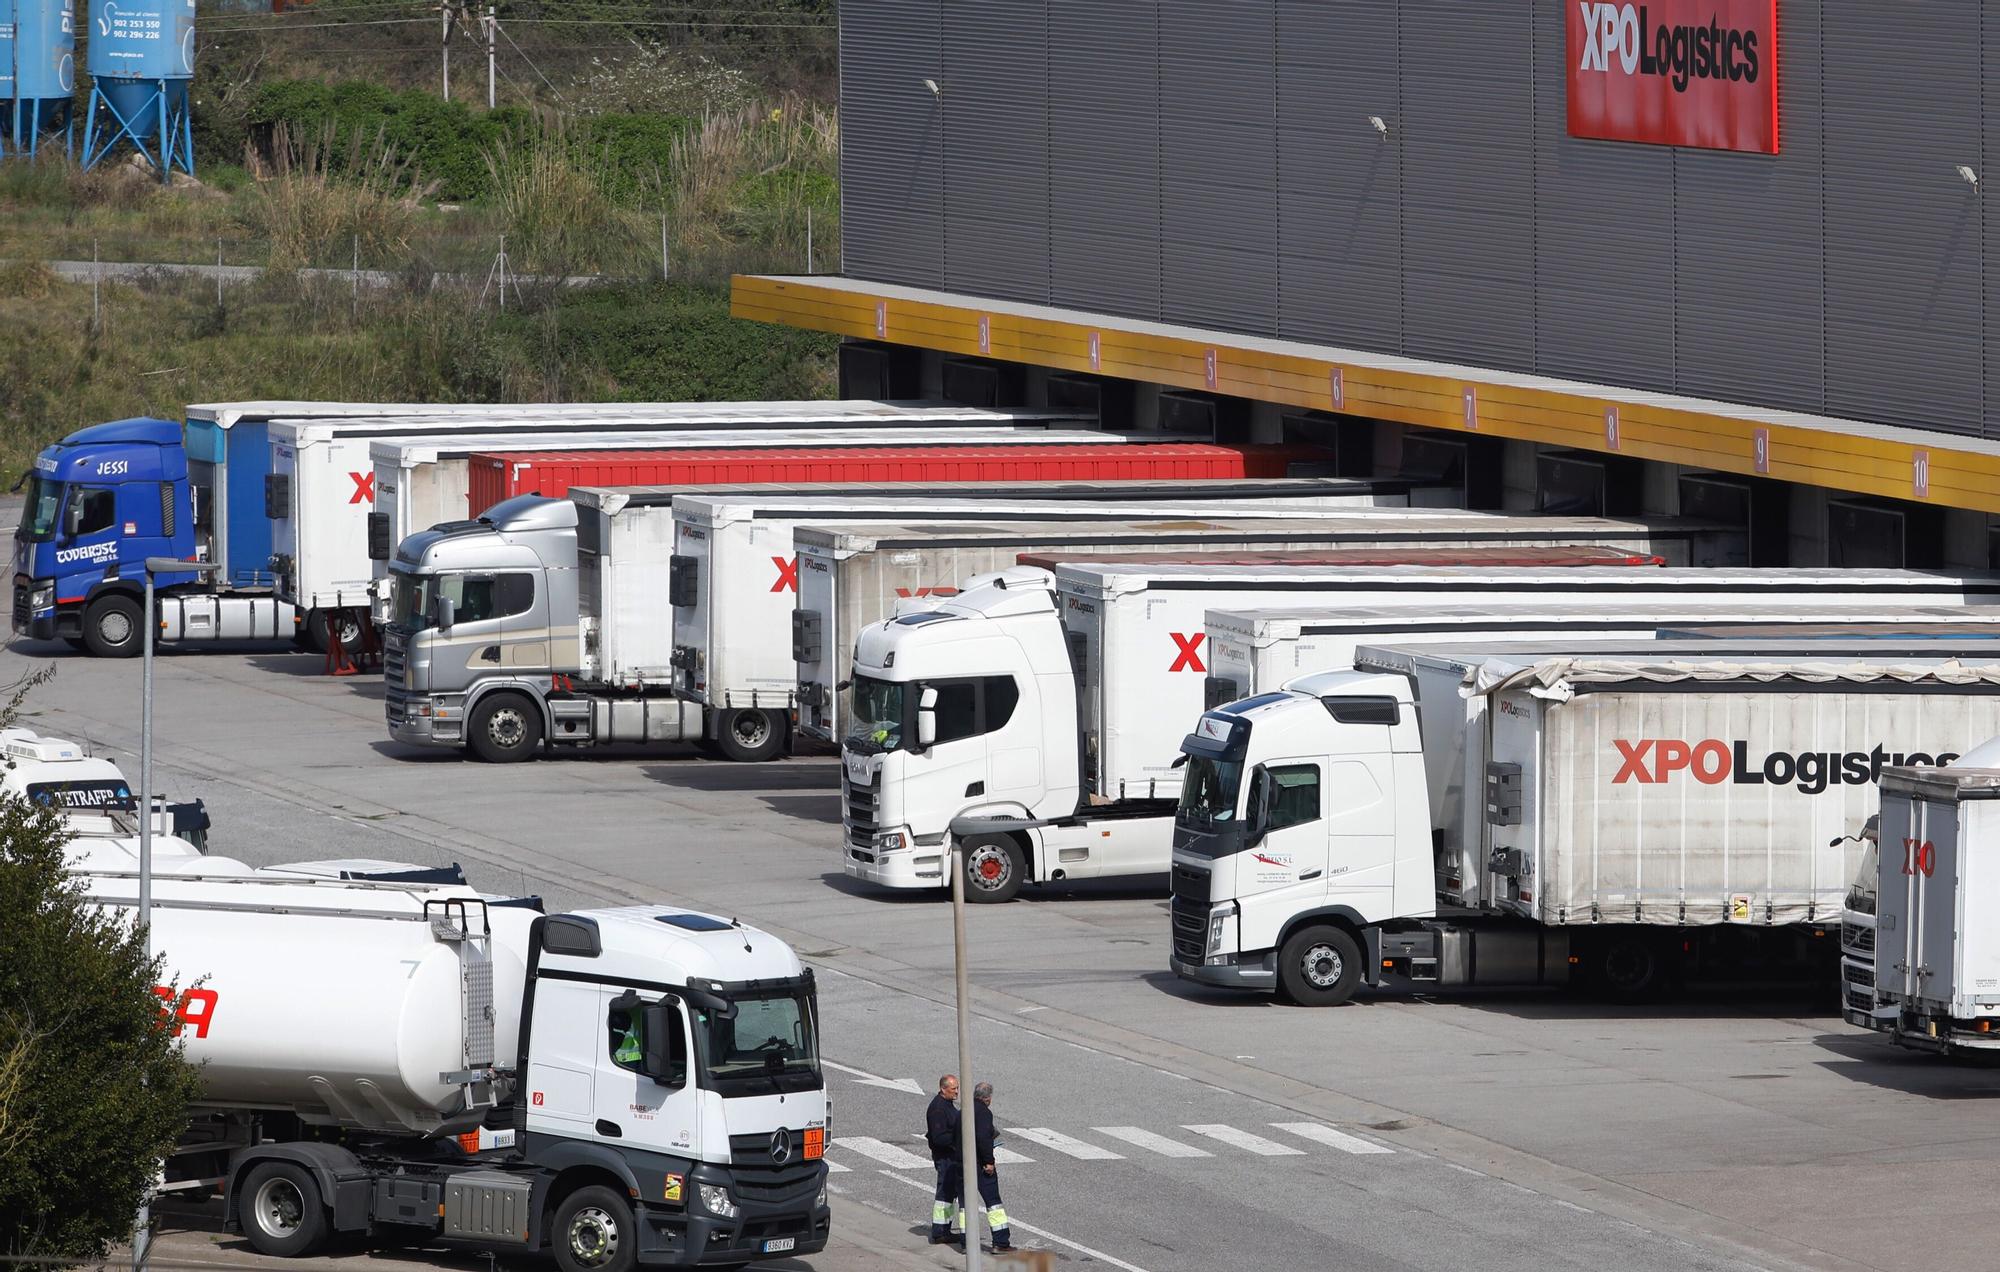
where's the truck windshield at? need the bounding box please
[17,475,62,542]
[846,675,905,752]
[696,989,820,1097]
[1178,755,1245,826]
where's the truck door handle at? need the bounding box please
[966,782,984,797]
[595,1119,622,1139]
[1299,870,1322,881]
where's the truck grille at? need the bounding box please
[1171,864,1211,904]
[1170,897,1206,963]
[842,770,879,856]
[728,1158,821,1206]
[382,630,409,725]
[11,577,28,630]
[1843,976,1877,1014]
[1842,922,1875,957]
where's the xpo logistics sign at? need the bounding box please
[1567,0,1779,154]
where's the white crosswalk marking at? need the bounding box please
[1009,1127,1125,1160]
[993,1145,1035,1165]
[1092,1126,1213,1158]
[834,1136,931,1169]
[823,1158,851,1173]
[1271,1121,1395,1155]
[1182,1124,1306,1156]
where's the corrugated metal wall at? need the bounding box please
[840,2,2000,438]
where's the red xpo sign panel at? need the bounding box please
[1567,1,1779,154]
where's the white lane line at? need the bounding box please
[832,1136,931,1170]
[1008,1127,1125,1160]
[1271,1121,1395,1155]
[1182,1124,1306,1156]
[1092,1126,1213,1158]
[823,1158,850,1173]
[993,1145,1035,1165]
[883,1171,1159,1272]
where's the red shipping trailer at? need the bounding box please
[465,442,1335,515]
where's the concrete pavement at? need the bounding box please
[14,633,2000,1271]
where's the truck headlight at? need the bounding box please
[28,584,53,610]
[871,829,909,853]
[696,1183,738,1220]
[1205,902,1238,961]
[815,1183,828,1209]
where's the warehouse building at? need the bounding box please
[736,1,2000,568]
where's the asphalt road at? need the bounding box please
[13,635,2000,1272]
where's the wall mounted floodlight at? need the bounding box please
[1367,115,1388,138]
[1958,164,1980,187]
[922,78,942,98]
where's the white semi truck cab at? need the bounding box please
[1,725,210,850]
[840,568,1176,900]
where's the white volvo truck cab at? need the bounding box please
[840,569,1175,899]
[1168,677,1450,1001]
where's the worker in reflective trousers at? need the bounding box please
[960,1081,1012,1252]
[926,1074,961,1243]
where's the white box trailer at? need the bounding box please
[1172,640,2000,1004]
[1059,562,2000,802]
[275,414,1107,644]
[792,521,1678,744]
[1206,603,2000,701]
[1876,751,2000,1053]
[365,423,1119,599]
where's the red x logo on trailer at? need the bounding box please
[1169,632,1206,673]
[348,472,376,504]
[770,556,800,593]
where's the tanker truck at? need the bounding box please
[83,864,828,1270]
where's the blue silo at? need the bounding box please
[5,1,79,158]
[81,0,193,178]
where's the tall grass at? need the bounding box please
[664,100,839,282]
[251,123,433,268]
[481,114,652,275]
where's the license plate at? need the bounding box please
[761,1238,795,1253]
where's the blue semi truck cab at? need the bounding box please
[13,417,298,656]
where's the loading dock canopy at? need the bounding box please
[734,273,2000,516]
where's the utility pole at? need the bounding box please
[485,7,497,109]
[951,843,982,1272]
[440,2,452,101]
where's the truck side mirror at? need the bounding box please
[641,999,685,1089]
[916,685,939,749]
[437,597,455,633]
[62,496,82,541]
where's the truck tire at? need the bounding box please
[238,1162,330,1258]
[468,694,543,763]
[961,835,1025,904]
[1278,925,1363,1006]
[552,1184,638,1272]
[714,709,785,763]
[1586,932,1672,1003]
[304,608,365,655]
[82,595,143,658]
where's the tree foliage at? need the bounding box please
[0,715,203,1260]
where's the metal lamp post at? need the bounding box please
[133,557,216,1272]
[950,841,981,1272]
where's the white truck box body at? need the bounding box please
[673,503,1479,713]
[366,424,1114,590]
[1208,603,2000,699]
[1373,642,2000,926]
[80,865,537,1134]
[1878,767,2000,1023]
[1060,562,2000,801]
[276,409,1101,612]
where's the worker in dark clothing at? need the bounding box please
[925,1074,961,1244]
[957,1081,1012,1252]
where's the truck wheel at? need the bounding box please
[304,608,365,655]
[82,595,143,658]
[1587,933,1672,1003]
[961,835,1025,904]
[552,1184,637,1272]
[238,1162,330,1258]
[714,709,785,763]
[1278,926,1363,1006]
[468,694,543,763]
